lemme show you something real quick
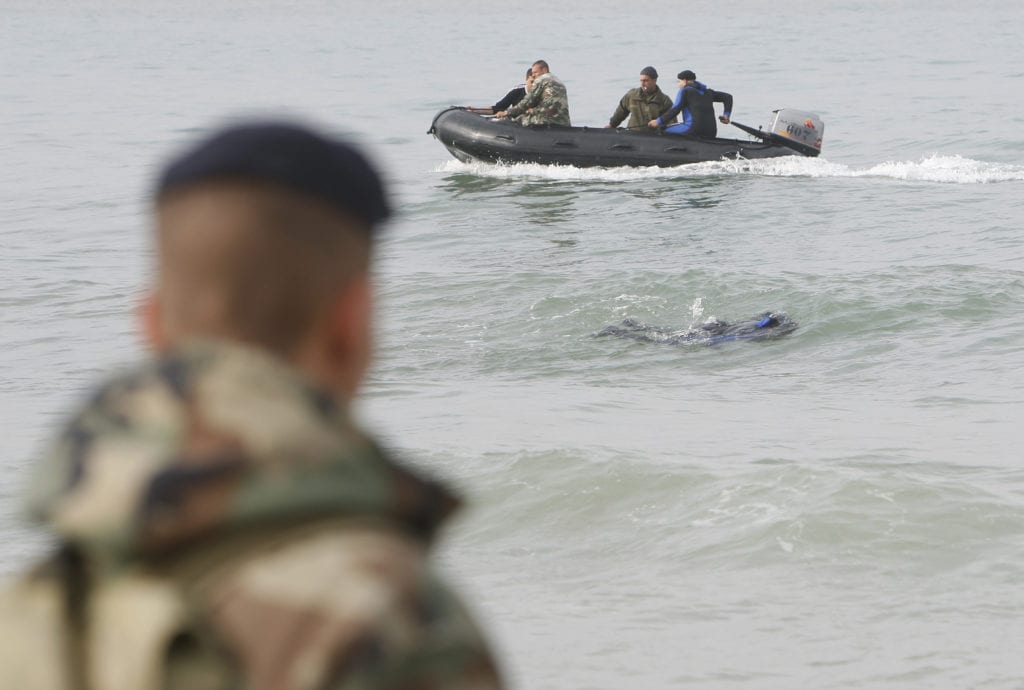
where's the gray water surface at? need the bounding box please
[3,1,1024,687]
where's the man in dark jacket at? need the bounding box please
[467,67,532,115]
[606,66,675,130]
[649,69,733,137]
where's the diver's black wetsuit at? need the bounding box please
[491,85,527,113]
[656,82,733,137]
[597,312,796,346]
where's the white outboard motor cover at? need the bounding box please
[769,109,824,153]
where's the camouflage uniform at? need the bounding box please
[504,73,571,126]
[608,85,674,130]
[0,340,504,690]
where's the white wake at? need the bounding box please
[434,154,1024,184]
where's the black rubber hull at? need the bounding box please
[429,107,816,168]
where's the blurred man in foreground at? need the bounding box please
[0,120,505,690]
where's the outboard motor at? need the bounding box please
[768,109,824,156]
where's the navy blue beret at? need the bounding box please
[156,121,391,228]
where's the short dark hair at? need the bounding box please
[532,60,549,71]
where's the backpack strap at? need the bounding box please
[0,544,231,690]
[56,545,91,690]
[0,551,79,690]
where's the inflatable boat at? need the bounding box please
[428,107,824,168]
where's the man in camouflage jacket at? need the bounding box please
[0,122,506,690]
[497,59,571,126]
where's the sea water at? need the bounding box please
[2,1,1024,687]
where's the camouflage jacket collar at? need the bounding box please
[26,339,460,564]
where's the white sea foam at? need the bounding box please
[435,153,1024,184]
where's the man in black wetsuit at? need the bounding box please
[597,312,797,346]
[648,69,733,137]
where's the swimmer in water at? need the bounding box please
[597,311,797,346]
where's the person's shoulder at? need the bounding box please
[196,522,503,689]
[545,75,567,93]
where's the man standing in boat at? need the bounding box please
[605,66,675,130]
[649,69,732,137]
[496,60,571,126]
